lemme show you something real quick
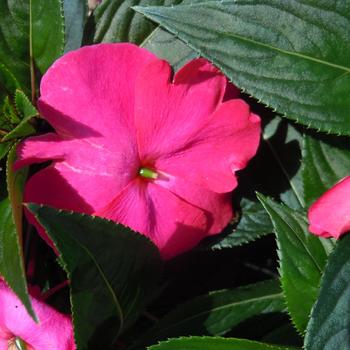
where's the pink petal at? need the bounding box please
[0,280,75,350]
[154,171,233,234]
[96,178,231,259]
[39,43,156,141]
[134,58,227,161]
[156,99,261,193]
[308,176,350,239]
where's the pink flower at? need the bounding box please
[0,279,75,350]
[15,43,261,259]
[308,176,350,239]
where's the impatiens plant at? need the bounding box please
[1,0,350,350]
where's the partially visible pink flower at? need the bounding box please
[308,176,350,239]
[0,279,75,350]
[14,43,261,259]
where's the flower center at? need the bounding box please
[138,167,158,180]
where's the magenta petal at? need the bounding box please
[156,99,261,193]
[308,176,350,239]
[96,179,223,259]
[0,280,75,350]
[135,58,227,161]
[39,43,156,140]
[154,171,233,234]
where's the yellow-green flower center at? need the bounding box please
[138,167,158,179]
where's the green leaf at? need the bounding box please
[148,336,299,350]
[0,0,64,95]
[93,0,182,45]
[302,134,350,206]
[0,144,37,321]
[257,194,331,334]
[204,199,272,250]
[135,1,350,135]
[64,0,87,52]
[0,141,13,160]
[304,235,350,350]
[0,63,21,97]
[27,205,162,350]
[263,117,304,210]
[31,0,65,74]
[132,279,285,349]
[142,27,197,70]
[2,90,37,141]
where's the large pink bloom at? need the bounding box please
[308,176,350,239]
[15,43,261,259]
[0,279,75,350]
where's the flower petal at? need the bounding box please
[156,99,261,193]
[95,179,226,259]
[134,58,227,161]
[308,176,350,239]
[0,280,75,350]
[39,43,156,140]
[154,172,233,234]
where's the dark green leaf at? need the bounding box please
[257,194,331,334]
[302,134,350,206]
[27,205,162,350]
[132,279,285,349]
[0,96,19,131]
[0,63,20,97]
[0,0,64,95]
[205,199,272,250]
[93,0,182,45]
[263,117,304,210]
[64,0,87,52]
[148,336,299,350]
[0,141,13,160]
[0,144,36,321]
[135,0,350,135]
[2,90,37,141]
[304,235,350,350]
[31,0,65,74]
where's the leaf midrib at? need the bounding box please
[51,224,125,338]
[155,291,284,336]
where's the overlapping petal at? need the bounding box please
[135,58,227,161]
[308,176,350,239]
[0,280,75,350]
[156,99,261,193]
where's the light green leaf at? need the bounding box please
[2,90,37,141]
[142,27,196,70]
[132,279,285,349]
[148,336,299,350]
[0,144,36,321]
[135,0,350,135]
[304,235,350,350]
[302,134,350,206]
[257,194,331,334]
[27,204,162,350]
